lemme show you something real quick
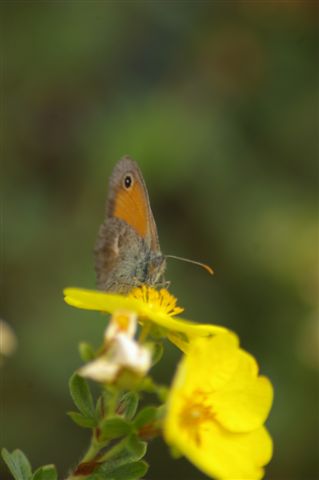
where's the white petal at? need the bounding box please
[78,358,119,382]
[109,335,151,374]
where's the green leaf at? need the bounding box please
[126,435,147,460]
[117,392,139,420]
[32,465,57,480]
[67,411,97,428]
[95,450,135,476]
[79,342,96,362]
[108,461,148,480]
[133,406,158,429]
[69,373,95,419]
[99,416,132,440]
[93,434,147,478]
[1,449,32,480]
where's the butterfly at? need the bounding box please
[94,156,213,294]
[94,156,166,293]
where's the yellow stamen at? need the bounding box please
[112,311,131,332]
[179,391,216,446]
[130,286,184,317]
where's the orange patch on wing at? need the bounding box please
[113,182,149,238]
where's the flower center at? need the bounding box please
[179,390,216,446]
[130,285,184,316]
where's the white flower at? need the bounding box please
[104,310,137,342]
[78,311,151,383]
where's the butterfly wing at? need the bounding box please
[94,216,149,292]
[94,156,164,293]
[107,156,160,249]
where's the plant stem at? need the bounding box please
[65,433,101,479]
[80,436,102,462]
[107,386,119,416]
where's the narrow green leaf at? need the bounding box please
[150,342,164,366]
[108,461,148,480]
[133,406,158,429]
[95,396,103,420]
[67,411,97,428]
[99,416,132,440]
[32,465,57,480]
[69,373,95,419]
[1,449,32,480]
[95,388,113,420]
[117,392,139,420]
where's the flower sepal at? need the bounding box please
[78,342,96,362]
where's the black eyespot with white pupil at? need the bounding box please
[124,174,133,189]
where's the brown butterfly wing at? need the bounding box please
[94,156,165,293]
[94,216,150,292]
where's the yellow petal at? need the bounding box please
[165,407,272,480]
[182,333,240,391]
[64,288,139,312]
[167,332,190,353]
[213,350,274,432]
[251,425,273,469]
[64,287,229,344]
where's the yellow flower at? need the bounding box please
[163,332,273,480]
[63,286,228,349]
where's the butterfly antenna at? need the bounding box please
[166,255,214,275]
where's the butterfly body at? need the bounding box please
[94,157,166,293]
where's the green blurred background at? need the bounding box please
[2,2,318,479]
